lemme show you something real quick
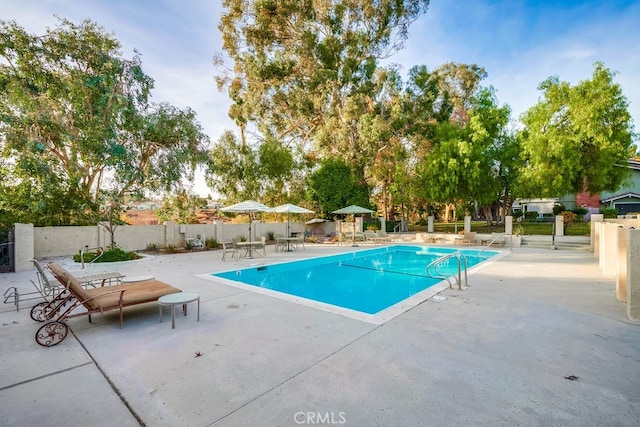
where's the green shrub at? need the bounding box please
[205,238,218,249]
[599,207,618,218]
[165,244,177,253]
[572,207,589,216]
[524,211,539,221]
[73,247,142,263]
[146,242,158,252]
[552,204,566,215]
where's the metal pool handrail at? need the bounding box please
[425,252,468,290]
[80,245,105,269]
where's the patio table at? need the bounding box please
[277,237,299,252]
[235,241,265,258]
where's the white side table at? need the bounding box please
[158,292,200,329]
[121,275,154,283]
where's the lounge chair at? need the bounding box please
[31,263,181,347]
[456,232,478,246]
[3,260,123,311]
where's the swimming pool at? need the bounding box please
[209,245,500,323]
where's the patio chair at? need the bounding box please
[364,230,378,244]
[221,241,237,261]
[274,234,287,252]
[256,236,267,257]
[30,263,181,347]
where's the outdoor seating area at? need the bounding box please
[31,262,182,346]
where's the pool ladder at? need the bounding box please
[426,252,468,290]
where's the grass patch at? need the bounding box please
[410,220,590,236]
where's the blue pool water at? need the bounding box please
[213,245,498,315]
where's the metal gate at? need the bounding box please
[0,226,15,273]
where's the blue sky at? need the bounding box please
[3,0,639,193]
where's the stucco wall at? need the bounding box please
[31,221,307,258]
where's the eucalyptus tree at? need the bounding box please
[399,65,452,221]
[214,0,431,193]
[518,62,636,197]
[0,18,208,225]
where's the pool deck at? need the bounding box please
[1,243,639,426]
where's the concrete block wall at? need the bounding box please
[627,229,640,321]
[13,220,307,272]
[594,221,640,322]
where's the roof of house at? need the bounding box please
[600,192,640,203]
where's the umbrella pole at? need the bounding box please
[249,213,253,258]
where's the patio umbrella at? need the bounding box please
[332,205,375,246]
[273,203,314,238]
[221,200,272,257]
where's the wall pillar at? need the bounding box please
[252,219,261,240]
[505,216,513,235]
[464,216,471,233]
[428,216,434,233]
[14,223,34,272]
[164,221,177,247]
[591,214,604,256]
[379,216,386,234]
[602,223,622,275]
[214,220,223,243]
[627,229,640,321]
[616,227,628,302]
[555,215,564,236]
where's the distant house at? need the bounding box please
[126,201,160,211]
[599,159,640,215]
[514,159,640,216]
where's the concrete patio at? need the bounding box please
[1,243,639,426]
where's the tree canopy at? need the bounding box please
[0,18,209,225]
[518,62,636,197]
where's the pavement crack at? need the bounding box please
[0,361,93,391]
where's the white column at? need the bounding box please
[555,215,564,236]
[428,216,434,233]
[591,214,604,255]
[627,229,640,321]
[14,223,34,272]
[505,216,513,235]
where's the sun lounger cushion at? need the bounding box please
[47,263,181,310]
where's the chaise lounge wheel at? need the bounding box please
[35,321,68,347]
[30,302,51,322]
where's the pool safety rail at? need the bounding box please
[482,232,507,250]
[80,246,105,269]
[425,252,468,290]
